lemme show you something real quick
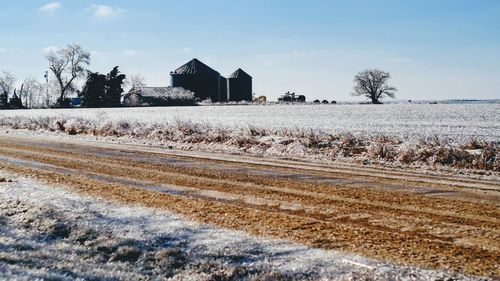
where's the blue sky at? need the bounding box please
[0,0,499,101]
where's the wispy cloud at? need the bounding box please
[0,48,7,53]
[39,2,62,14]
[90,5,124,19]
[42,46,60,55]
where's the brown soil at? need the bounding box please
[0,135,498,277]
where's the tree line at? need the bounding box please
[1,44,145,110]
[0,72,45,109]
[1,43,398,110]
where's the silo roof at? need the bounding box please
[228,68,252,79]
[172,58,220,75]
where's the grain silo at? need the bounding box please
[219,76,228,102]
[170,58,221,102]
[228,68,252,101]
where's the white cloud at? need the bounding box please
[42,46,60,55]
[0,48,7,53]
[39,2,62,13]
[90,5,123,19]
[183,47,192,52]
[122,50,139,57]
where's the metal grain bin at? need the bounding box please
[228,68,252,102]
[219,76,228,102]
[170,58,221,102]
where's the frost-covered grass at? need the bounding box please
[0,172,484,280]
[1,104,498,141]
[0,112,498,172]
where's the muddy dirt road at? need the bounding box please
[0,134,498,277]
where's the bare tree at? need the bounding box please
[0,71,16,96]
[126,73,146,91]
[352,69,397,104]
[40,79,61,108]
[46,44,90,106]
[0,71,16,109]
[20,77,43,108]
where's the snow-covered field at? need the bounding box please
[1,104,499,141]
[0,172,484,280]
[0,104,498,172]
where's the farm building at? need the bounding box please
[228,68,252,102]
[123,87,170,106]
[170,59,252,103]
[170,59,223,102]
[122,87,195,106]
[219,76,228,102]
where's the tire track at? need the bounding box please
[0,135,498,276]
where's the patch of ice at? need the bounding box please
[0,171,486,280]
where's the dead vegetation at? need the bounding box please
[0,116,498,172]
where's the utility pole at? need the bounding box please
[44,70,49,107]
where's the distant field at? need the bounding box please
[1,104,498,142]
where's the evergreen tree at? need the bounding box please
[8,90,24,109]
[80,71,106,107]
[0,91,8,109]
[80,66,126,108]
[105,66,126,107]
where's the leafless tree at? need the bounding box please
[19,77,44,108]
[0,71,16,96]
[125,73,146,91]
[122,92,143,107]
[0,71,16,109]
[42,79,61,108]
[46,44,90,105]
[352,69,397,104]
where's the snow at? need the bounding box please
[1,104,499,141]
[0,103,498,173]
[0,171,485,280]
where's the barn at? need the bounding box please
[170,59,222,102]
[123,87,170,106]
[122,87,196,106]
[228,68,252,101]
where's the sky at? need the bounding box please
[0,0,499,101]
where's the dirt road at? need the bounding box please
[0,134,498,277]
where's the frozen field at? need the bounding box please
[1,104,499,172]
[1,104,499,142]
